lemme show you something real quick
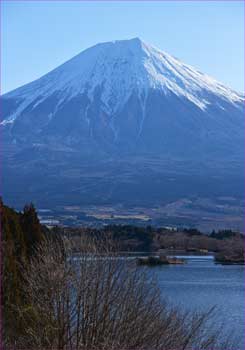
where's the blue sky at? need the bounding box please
[2,1,244,94]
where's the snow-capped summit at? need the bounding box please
[3,38,243,124]
[1,38,244,159]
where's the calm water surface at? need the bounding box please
[144,255,244,349]
[74,253,244,348]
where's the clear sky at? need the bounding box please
[1,0,244,94]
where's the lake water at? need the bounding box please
[73,252,244,348]
[144,255,244,349]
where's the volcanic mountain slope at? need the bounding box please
[2,37,244,157]
[1,38,244,211]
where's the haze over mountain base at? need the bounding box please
[3,152,244,232]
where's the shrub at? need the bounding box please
[5,237,234,350]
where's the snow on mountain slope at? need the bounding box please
[2,38,244,213]
[2,37,243,126]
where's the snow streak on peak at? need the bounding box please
[3,38,244,125]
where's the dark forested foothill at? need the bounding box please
[57,224,244,262]
[1,199,47,343]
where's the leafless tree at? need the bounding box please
[5,236,235,350]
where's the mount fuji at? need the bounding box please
[1,38,244,222]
